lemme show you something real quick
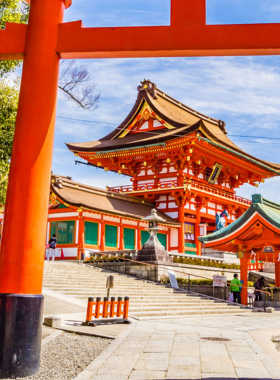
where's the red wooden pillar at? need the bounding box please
[100,218,105,251]
[240,255,249,305]
[119,220,124,250]
[178,206,185,253]
[275,261,280,288]
[136,222,141,249]
[0,0,66,377]
[171,0,206,26]
[195,210,202,256]
[78,213,85,260]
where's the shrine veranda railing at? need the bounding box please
[108,180,252,207]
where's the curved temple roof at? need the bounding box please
[198,194,280,248]
[50,174,180,226]
[66,80,280,173]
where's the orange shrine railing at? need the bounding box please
[85,296,129,324]
[108,180,252,206]
[248,262,264,271]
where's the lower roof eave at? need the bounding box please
[51,188,180,228]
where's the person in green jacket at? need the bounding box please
[230,274,242,304]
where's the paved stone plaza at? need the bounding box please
[75,313,280,380]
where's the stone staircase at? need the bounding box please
[43,261,253,320]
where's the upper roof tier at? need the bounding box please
[66,80,280,172]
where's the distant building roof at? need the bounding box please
[50,174,180,226]
[66,80,280,173]
[198,194,280,252]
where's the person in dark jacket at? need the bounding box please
[254,277,265,301]
[47,234,57,261]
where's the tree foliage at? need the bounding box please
[0,79,19,204]
[0,1,100,203]
[0,0,29,78]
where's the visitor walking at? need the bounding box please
[254,276,265,301]
[47,234,57,261]
[230,274,242,304]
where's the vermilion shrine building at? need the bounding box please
[199,194,280,304]
[46,80,280,260]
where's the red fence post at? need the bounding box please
[124,296,129,319]
[103,297,109,318]
[86,297,94,322]
[117,297,122,317]
[95,297,102,319]
[110,297,116,317]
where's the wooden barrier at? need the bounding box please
[84,296,130,326]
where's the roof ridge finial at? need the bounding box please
[137,79,158,99]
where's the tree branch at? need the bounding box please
[59,60,100,111]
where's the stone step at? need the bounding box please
[63,295,218,305]
[43,285,174,292]
[69,295,216,303]
[130,308,251,317]
[43,276,144,283]
[42,262,254,319]
[42,281,158,287]
[51,290,187,297]
[128,304,240,312]
[136,310,253,320]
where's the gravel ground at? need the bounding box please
[5,332,110,380]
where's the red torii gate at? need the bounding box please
[1,0,280,377]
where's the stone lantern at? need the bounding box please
[135,209,172,263]
[142,209,166,250]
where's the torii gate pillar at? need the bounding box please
[0,0,65,377]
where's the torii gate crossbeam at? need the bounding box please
[2,1,280,60]
[0,0,280,378]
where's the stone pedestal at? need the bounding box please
[135,248,173,263]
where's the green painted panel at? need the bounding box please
[105,224,118,248]
[50,220,75,244]
[185,242,196,248]
[57,203,68,209]
[124,228,135,249]
[158,233,167,250]
[141,230,150,246]
[85,221,98,245]
[185,251,196,255]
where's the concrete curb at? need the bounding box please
[53,326,116,340]
[73,320,139,380]
[41,330,63,346]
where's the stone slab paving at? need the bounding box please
[75,313,280,380]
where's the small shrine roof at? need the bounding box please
[198,194,280,250]
[66,80,280,173]
[50,174,180,226]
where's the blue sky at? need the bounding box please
[23,1,280,202]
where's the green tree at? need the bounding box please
[0,0,27,203]
[0,79,19,204]
[0,1,99,203]
[0,0,29,78]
